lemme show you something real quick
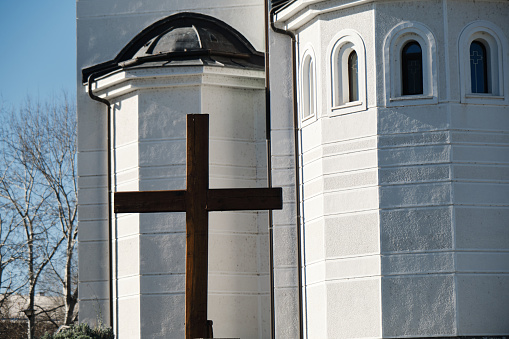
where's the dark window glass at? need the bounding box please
[470,41,489,93]
[308,58,315,115]
[348,51,359,102]
[402,41,423,95]
[303,56,314,117]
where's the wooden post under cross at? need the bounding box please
[114,114,283,339]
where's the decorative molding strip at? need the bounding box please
[89,66,265,100]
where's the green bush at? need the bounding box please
[41,323,114,339]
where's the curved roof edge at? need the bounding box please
[82,12,264,84]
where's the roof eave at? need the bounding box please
[274,0,375,32]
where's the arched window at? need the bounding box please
[401,41,423,95]
[470,40,489,93]
[328,30,367,115]
[383,21,438,106]
[302,53,316,119]
[348,51,359,102]
[459,21,507,104]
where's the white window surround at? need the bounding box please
[383,21,438,107]
[300,47,318,124]
[458,20,508,105]
[327,29,367,116]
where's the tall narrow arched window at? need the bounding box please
[470,41,489,93]
[302,54,316,119]
[384,22,438,105]
[348,51,359,102]
[328,30,367,114]
[402,41,423,95]
[459,21,507,104]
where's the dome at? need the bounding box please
[131,24,248,58]
[134,26,203,56]
[83,12,264,82]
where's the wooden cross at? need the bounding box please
[114,114,283,339]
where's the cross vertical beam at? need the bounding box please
[185,114,210,338]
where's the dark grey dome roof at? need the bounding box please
[134,26,203,56]
[132,24,247,58]
[271,0,291,6]
[83,12,264,83]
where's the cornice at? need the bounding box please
[273,0,505,32]
[274,0,375,31]
[87,66,265,101]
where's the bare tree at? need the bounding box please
[0,205,25,314]
[0,95,78,334]
[26,96,78,325]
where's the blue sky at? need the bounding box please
[0,0,76,108]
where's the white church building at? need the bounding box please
[77,0,509,338]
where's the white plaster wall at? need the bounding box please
[268,28,302,339]
[446,2,509,334]
[77,89,110,327]
[119,86,197,338]
[112,94,143,338]
[280,0,509,337]
[450,103,509,336]
[373,0,458,331]
[203,81,271,339]
[374,1,509,336]
[294,5,381,338]
[298,112,381,338]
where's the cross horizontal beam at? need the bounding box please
[207,187,282,211]
[114,187,283,213]
[114,190,186,213]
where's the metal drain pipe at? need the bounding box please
[87,74,114,329]
[264,2,277,338]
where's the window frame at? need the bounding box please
[459,20,508,105]
[327,30,367,116]
[383,21,438,107]
[300,47,318,123]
